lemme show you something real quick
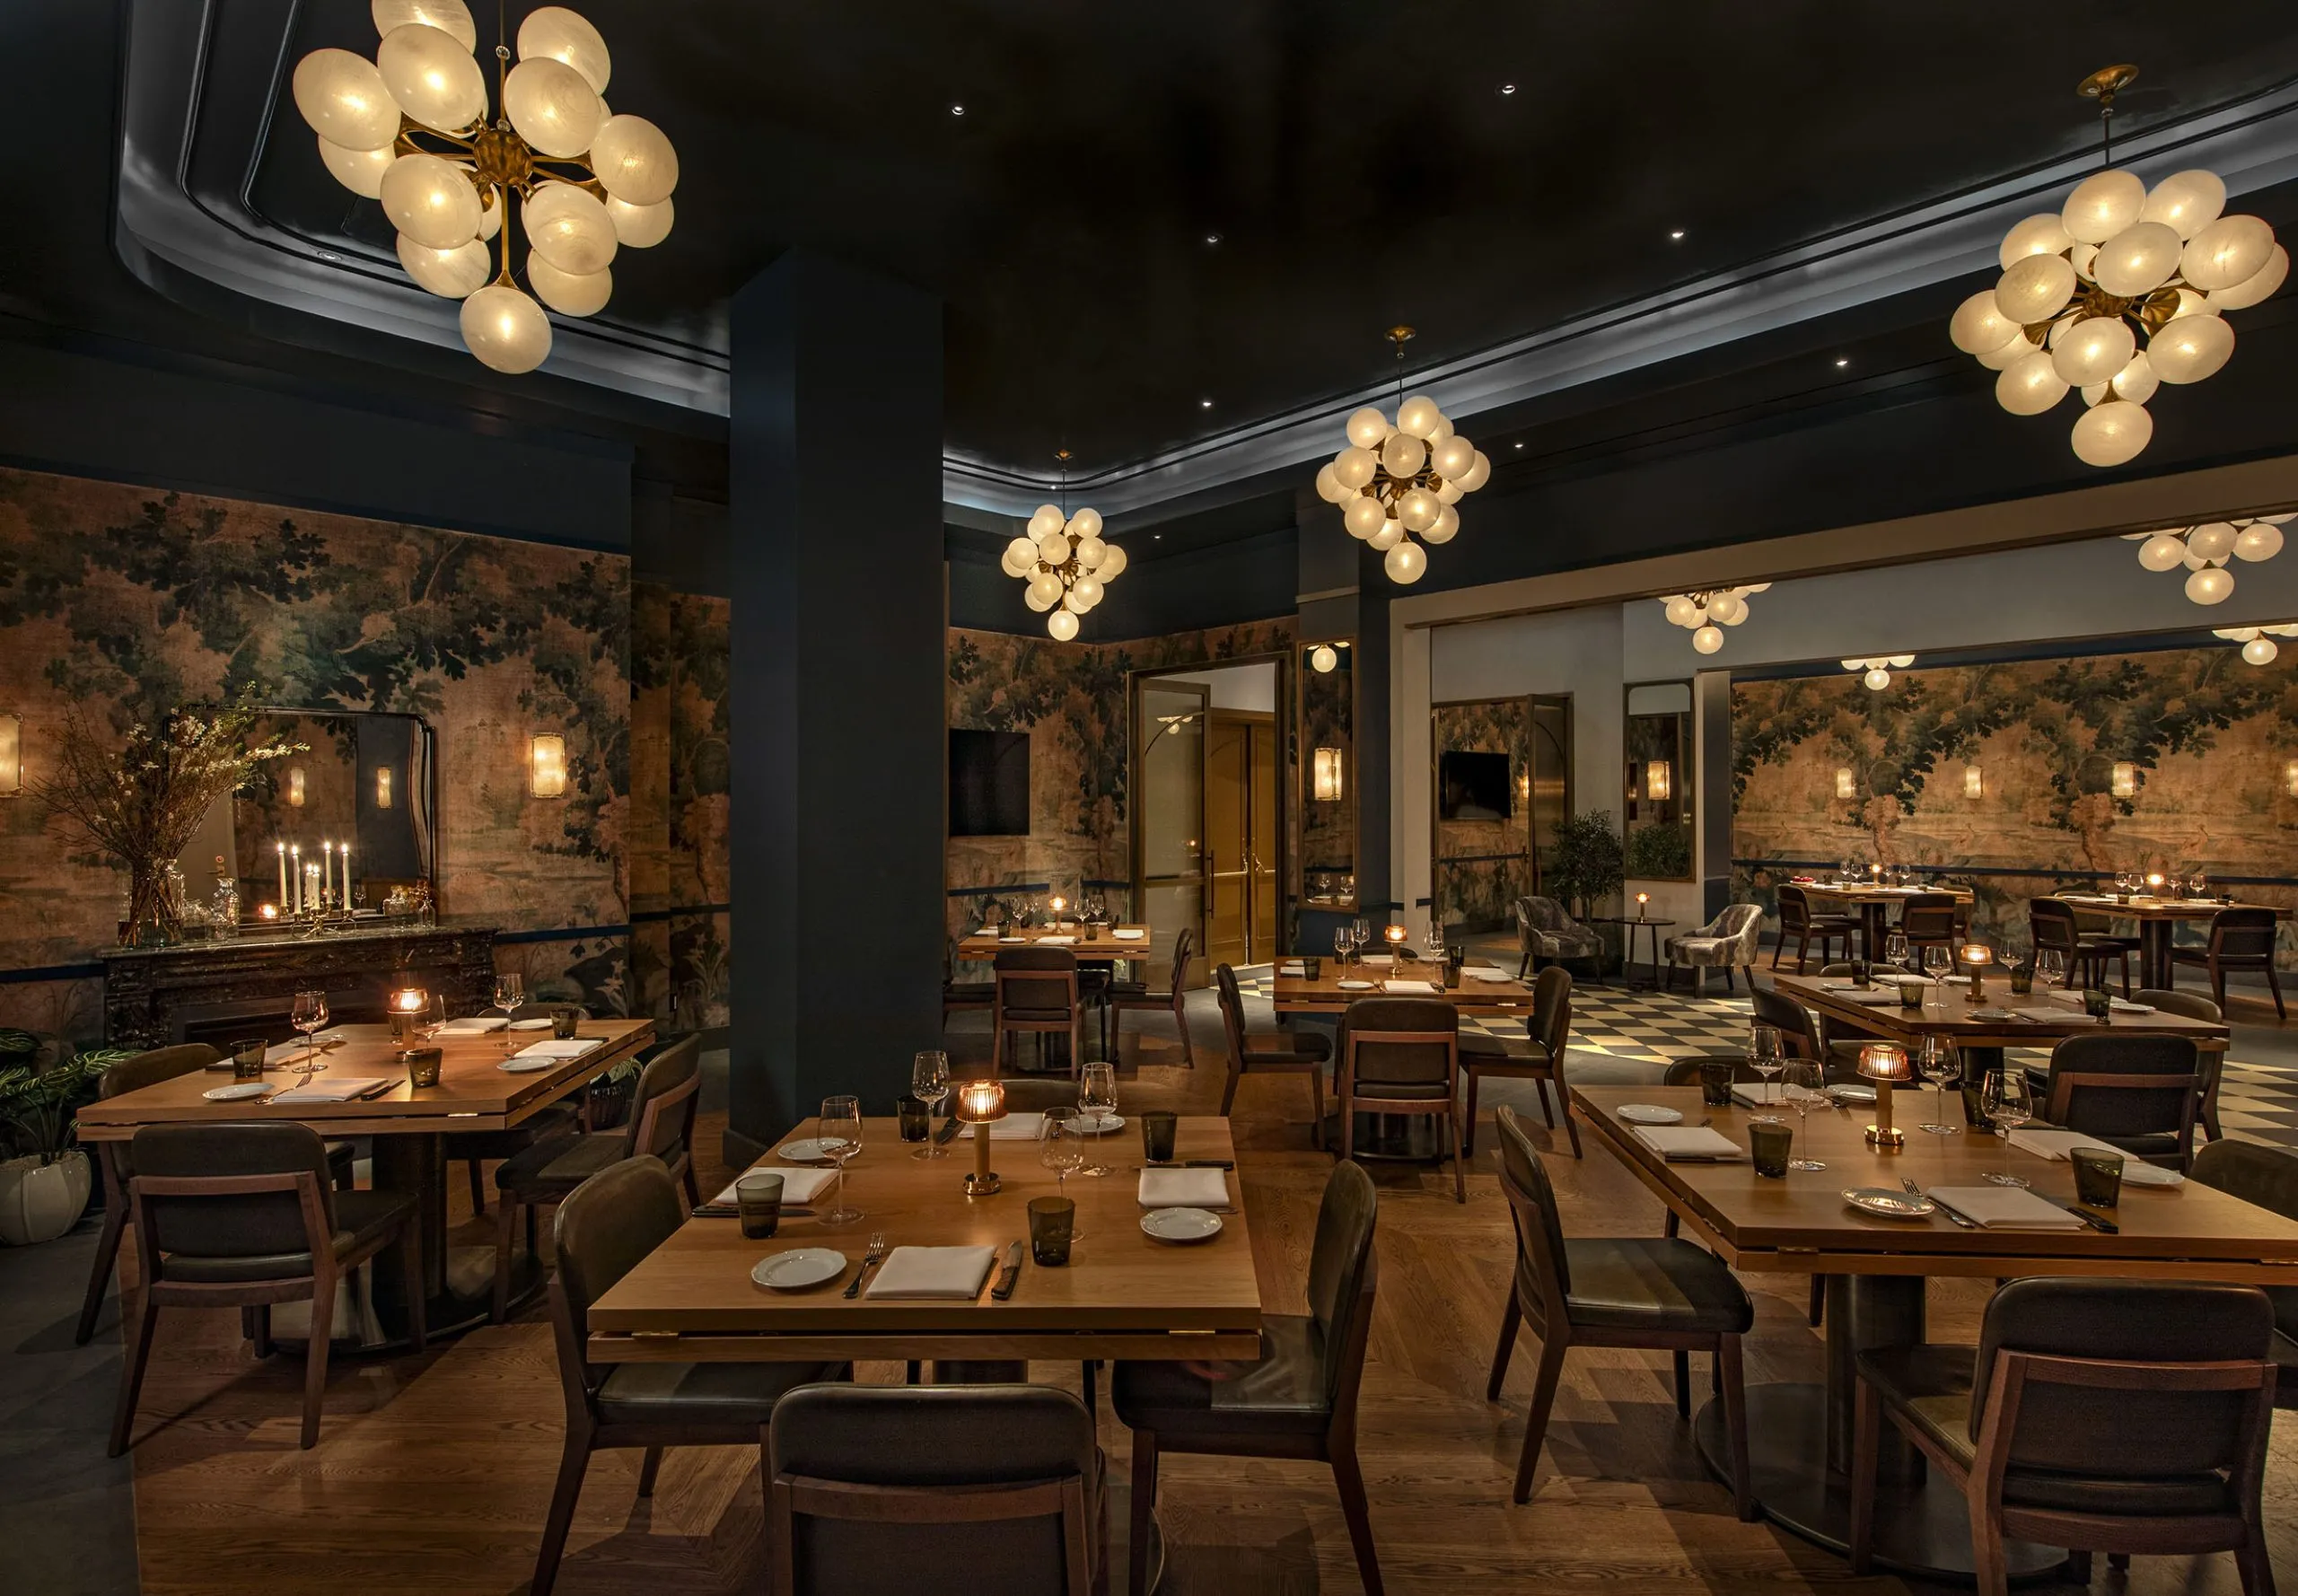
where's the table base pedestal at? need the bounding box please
[1693,1384,2066,1584]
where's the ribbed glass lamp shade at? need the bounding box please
[378,22,487,131]
[294,48,400,150]
[459,284,553,373]
[518,4,612,92]
[589,114,679,205]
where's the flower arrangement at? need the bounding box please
[32,696,305,946]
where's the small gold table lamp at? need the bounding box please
[2143,871,2166,899]
[1634,891,1650,919]
[1859,1042,1911,1149]
[389,986,428,1046]
[1959,943,1994,1004]
[958,1078,1006,1196]
[1383,923,1408,974]
[1048,893,1068,928]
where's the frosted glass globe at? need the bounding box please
[1048,609,1079,642]
[1950,290,2025,355]
[2051,316,2136,387]
[2136,532,2188,572]
[1691,626,1724,655]
[2110,351,2158,404]
[1066,507,1102,540]
[2069,241,2098,282]
[590,114,679,205]
[1037,531,1071,566]
[1664,596,1698,627]
[1346,408,1390,449]
[2234,522,2285,562]
[396,232,490,297]
[1027,573,1063,607]
[1310,645,1338,673]
[378,23,485,131]
[1432,435,1475,478]
[293,48,400,151]
[1997,212,2074,270]
[1995,253,2076,325]
[1073,534,1107,571]
[1995,350,2068,416]
[1368,518,1404,552]
[1456,451,1491,492]
[1343,496,1387,539]
[1422,504,1460,544]
[1864,668,1891,690]
[478,193,502,239]
[459,284,552,373]
[1708,592,1746,625]
[1977,332,2038,372]
[1023,584,1056,612]
[319,136,394,197]
[1887,654,1915,669]
[1314,464,1347,504]
[504,57,603,159]
[1425,413,1454,445]
[2213,627,2259,642]
[2181,215,2276,292]
[604,195,673,248]
[2070,399,2152,467]
[2092,222,2182,297]
[524,181,618,275]
[1002,537,1038,577]
[2206,244,2286,312]
[373,0,477,48]
[2140,170,2226,239]
[1383,539,1427,584]
[1062,586,1092,614]
[1396,395,1443,439]
[1434,478,1464,505]
[1027,504,1066,539]
[1397,487,1440,532]
[1381,432,1425,478]
[2185,522,2239,562]
[2146,313,2233,384]
[527,251,611,316]
[380,153,481,249]
[2184,565,2233,604]
[1096,544,1127,579]
[518,5,611,92]
[2243,636,2281,665]
[2060,169,2146,244]
[1332,447,1376,490]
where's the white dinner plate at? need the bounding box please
[508,1017,554,1030]
[1111,929,1147,940]
[1615,1104,1683,1126]
[997,936,1026,943]
[1336,978,1377,991]
[202,1082,271,1101]
[497,1057,560,1073]
[2118,1162,2185,1188]
[779,1137,852,1164]
[1843,1187,1936,1220]
[1140,1207,1224,1244]
[1075,1112,1127,1136]
[750,1249,848,1291]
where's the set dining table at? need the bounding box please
[954,922,1155,966]
[1267,957,1536,1018]
[1794,880,1974,962]
[2054,891,2291,987]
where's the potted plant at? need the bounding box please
[0,1037,103,1245]
[1548,811,1625,921]
[1626,820,1693,881]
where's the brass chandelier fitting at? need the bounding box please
[1312,327,1491,585]
[1000,452,1128,640]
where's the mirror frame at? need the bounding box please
[1295,637,1358,914]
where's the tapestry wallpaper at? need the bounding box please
[1433,697,1532,931]
[629,583,732,1033]
[1731,649,2298,967]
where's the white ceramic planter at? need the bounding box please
[0,1150,92,1245]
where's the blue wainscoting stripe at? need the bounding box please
[948,881,1050,899]
[630,903,732,924]
[496,925,631,944]
[0,960,106,986]
[1734,859,2298,888]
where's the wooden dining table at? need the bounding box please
[2053,892,2289,988]
[1268,959,1536,1018]
[1571,1083,2298,1581]
[1794,880,1975,962]
[954,924,1155,965]
[76,1017,654,1346]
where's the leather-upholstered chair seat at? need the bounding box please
[1461,964,1578,1157]
[1213,961,1329,1144]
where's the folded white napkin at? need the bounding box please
[1138,1167,1232,1210]
[2005,1128,2123,1162]
[513,1038,601,1060]
[1820,983,1905,1005]
[2035,989,2154,1014]
[1461,967,1513,982]
[710,1165,838,1208]
[269,1076,391,1103]
[1112,929,1146,940]
[1036,934,1077,945]
[264,1030,347,1064]
[1382,978,1437,994]
[1927,1186,2084,1229]
[1633,1126,1747,1162]
[1730,1082,1786,1109]
[437,1016,508,1035]
[1279,961,1308,977]
[865,1245,999,1299]
[959,1111,1048,1141]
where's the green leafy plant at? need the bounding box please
[1548,811,1625,918]
[1626,821,1693,881]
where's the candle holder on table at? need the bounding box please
[958,1079,1007,1197]
[1859,1042,1912,1150]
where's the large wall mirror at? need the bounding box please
[178,710,437,916]
[1296,639,1356,911]
[1624,680,1694,881]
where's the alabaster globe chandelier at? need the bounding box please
[1658,584,1769,654]
[294,0,680,374]
[2124,513,2290,605]
[1312,327,1491,585]
[2215,622,2298,666]
[1000,452,1127,641]
[1845,654,1915,690]
[1949,66,2285,468]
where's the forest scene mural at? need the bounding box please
[1432,697,1532,931]
[630,583,731,1035]
[1731,647,2298,968]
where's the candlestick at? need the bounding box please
[339,842,352,911]
[290,845,303,914]
[276,840,288,910]
[322,842,335,910]
[304,861,321,919]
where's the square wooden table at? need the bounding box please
[1268,961,1535,1019]
[955,925,1154,965]
[586,1114,1262,1365]
[2053,893,2290,987]
[1570,1082,2298,1580]
[1794,881,1974,961]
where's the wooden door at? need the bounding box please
[1250,720,1278,958]
[1205,715,1251,969]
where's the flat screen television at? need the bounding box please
[949,729,1031,837]
[1438,750,1513,820]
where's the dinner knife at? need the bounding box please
[1139,1160,1236,1170]
[2044,1197,2119,1234]
[989,1241,1024,1301]
[933,1111,964,1146]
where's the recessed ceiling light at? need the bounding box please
[1200,398,1213,409]
[1204,232,1222,245]
[1498,83,1517,96]
[950,103,965,117]
[1154,533,1162,540]
[1669,229,1686,241]
[1513,442,1524,450]
[1835,357,1850,368]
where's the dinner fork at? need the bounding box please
[843,1232,890,1298]
[1904,1177,1978,1228]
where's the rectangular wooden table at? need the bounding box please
[1571,1081,2298,1579]
[2055,892,2290,987]
[588,1114,1262,1365]
[955,925,1154,964]
[1794,881,1974,961]
[1269,961,1535,1018]
[79,1017,654,1342]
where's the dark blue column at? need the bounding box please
[728,252,944,1157]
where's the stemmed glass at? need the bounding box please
[1782,1060,1828,1171]
[492,972,523,1016]
[1039,1108,1086,1233]
[1981,1070,2034,1188]
[1883,930,1908,973]
[1916,1034,1961,1135]
[1333,926,1352,966]
[1922,943,1952,994]
[1077,1063,1118,1175]
[2188,869,2209,899]
[2036,948,2065,988]
[1351,916,1372,964]
[290,989,329,1080]
[1748,1022,1785,1108]
[1424,922,1447,962]
[910,1050,950,1159]
[422,992,447,1040]
[817,1094,864,1226]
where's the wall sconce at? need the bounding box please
[529,734,567,799]
[1834,767,1856,800]
[2286,759,2298,797]
[1313,746,1345,802]
[0,713,18,797]
[1645,760,1671,802]
[287,766,306,807]
[375,766,393,810]
[1963,766,1984,800]
[2110,761,2138,798]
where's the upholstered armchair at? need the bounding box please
[1665,904,1764,994]
[1514,896,1604,978]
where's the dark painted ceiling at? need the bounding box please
[252,1,2298,484]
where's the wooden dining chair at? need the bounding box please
[2171,907,2286,1019]
[2030,898,2132,996]
[110,1121,424,1454]
[1338,995,1466,1202]
[1751,980,1865,1081]
[534,1156,846,1596]
[2037,1032,2202,1172]
[1771,885,1854,972]
[2189,1141,2298,1411]
[444,1012,585,1219]
[1898,893,1960,969]
[1460,964,1577,1157]
[2134,988,2225,1140]
[1487,1105,1755,1515]
[1107,926,1194,1067]
[1212,961,1329,1144]
[941,936,996,1027]
[993,948,1087,1078]
[767,1382,1103,1596]
[1850,1277,2278,1596]
[1114,1159,1381,1596]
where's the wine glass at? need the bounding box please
[492,972,523,1017]
[1748,1022,1785,1108]
[817,1094,864,1226]
[1039,1107,1086,1232]
[422,992,447,1039]
[1351,916,1372,962]
[1333,925,1351,965]
[290,989,329,1079]
[1782,1059,1827,1171]
[1916,1034,1961,1135]
[1883,930,1908,972]
[910,1050,950,1159]
[1981,1070,2033,1188]
[1077,1063,1118,1175]
[1424,921,1447,962]
[1922,943,1951,993]
[2036,948,2064,988]
[2188,868,2209,899]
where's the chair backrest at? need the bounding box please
[128,1121,337,1272]
[1528,964,1572,1065]
[1776,884,1811,932]
[2191,1142,2298,1338]
[1662,1056,1764,1086]
[621,1033,703,1165]
[1899,894,1959,944]
[2042,1033,2199,1150]
[101,1045,224,1179]
[2029,897,2082,955]
[1711,903,1764,955]
[2133,987,2223,1022]
[1513,897,1538,951]
[2208,906,2278,958]
[1749,985,1823,1061]
[1340,996,1457,1090]
[769,1382,1101,1596]
[1167,927,1194,1006]
[550,1154,685,1405]
[995,949,1079,1021]
[1970,1277,2276,1487]
[1304,1159,1380,1413]
[1213,962,1250,1071]
[1494,1105,1570,1304]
